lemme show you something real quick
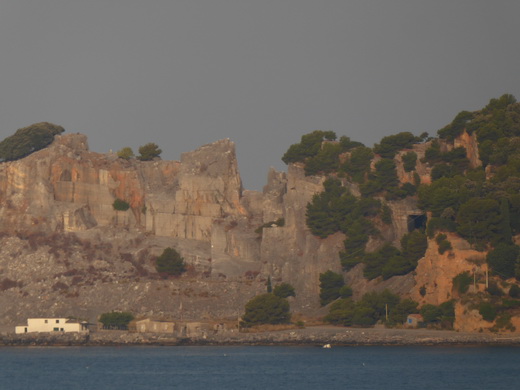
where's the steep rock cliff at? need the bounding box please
[259,164,343,309]
[0,134,264,326]
[0,130,503,330]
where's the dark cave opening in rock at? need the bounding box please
[407,214,427,232]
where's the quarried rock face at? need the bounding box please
[0,135,245,240]
[145,139,245,241]
[261,168,287,223]
[259,164,344,310]
[0,134,263,325]
[0,130,498,330]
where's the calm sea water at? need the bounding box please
[0,345,518,390]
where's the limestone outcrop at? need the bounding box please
[0,130,505,331]
[0,133,340,324]
[410,234,488,306]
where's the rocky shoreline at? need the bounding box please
[3,326,520,347]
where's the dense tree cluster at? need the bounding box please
[282,131,366,177]
[276,94,520,333]
[419,301,455,329]
[0,122,65,162]
[303,158,424,277]
[319,271,345,306]
[99,312,134,330]
[304,142,343,176]
[373,132,421,159]
[357,157,418,201]
[478,302,497,322]
[437,111,475,141]
[281,130,337,165]
[306,178,379,239]
[440,94,520,166]
[435,233,452,254]
[360,159,398,197]
[112,198,130,211]
[155,247,186,276]
[117,147,135,160]
[420,140,470,181]
[343,230,427,281]
[486,244,520,279]
[240,293,291,327]
[418,174,517,250]
[341,146,373,183]
[325,290,416,327]
[138,142,162,161]
[402,151,417,172]
[273,283,296,299]
[420,96,520,270]
[361,230,427,280]
[305,178,392,273]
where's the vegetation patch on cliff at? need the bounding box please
[0,122,64,162]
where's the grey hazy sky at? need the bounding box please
[1,1,519,190]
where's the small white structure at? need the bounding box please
[15,318,89,334]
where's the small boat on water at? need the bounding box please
[322,344,331,349]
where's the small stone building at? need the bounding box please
[178,322,212,338]
[134,318,175,333]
